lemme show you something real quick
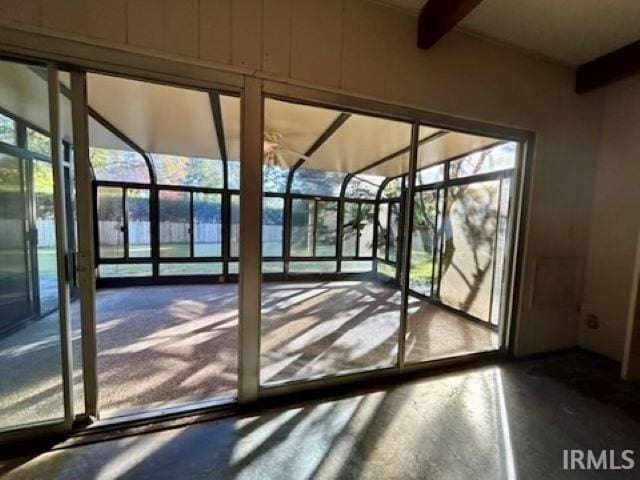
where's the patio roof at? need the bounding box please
[0,61,504,180]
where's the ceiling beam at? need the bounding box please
[576,40,640,93]
[290,112,351,171]
[417,0,484,50]
[285,112,351,194]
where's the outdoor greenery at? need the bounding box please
[291,168,346,197]
[0,113,16,144]
[153,154,223,188]
[90,148,150,183]
[27,128,51,156]
[57,136,511,289]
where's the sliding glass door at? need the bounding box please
[0,61,74,436]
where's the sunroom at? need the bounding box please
[0,59,522,426]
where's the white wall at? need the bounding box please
[580,76,640,361]
[0,0,607,356]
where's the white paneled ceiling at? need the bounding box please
[377,0,640,66]
[0,61,506,180]
[264,98,501,176]
[310,112,413,175]
[417,128,498,171]
[87,74,222,159]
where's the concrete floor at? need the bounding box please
[261,281,497,384]
[2,351,640,479]
[0,281,497,426]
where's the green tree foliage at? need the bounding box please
[91,148,150,183]
[0,113,16,144]
[27,128,51,156]
[153,154,223,188]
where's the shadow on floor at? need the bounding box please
[3,351,640,479]
[0,281,497,426]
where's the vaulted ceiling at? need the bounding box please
[379,0,640,66]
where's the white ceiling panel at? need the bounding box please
[86,73,221,159]
[309,113,414,174]
[417,130,499,170]
[264,98,341,167]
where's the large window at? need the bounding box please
[439,180,501,321]
[260,97,412,386]
[405,136,517,364]
[0,59,70,431]
[290,198,338,258]
[87,72,240,417]
[0,61,527,433]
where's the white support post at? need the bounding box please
[48,64,74,427]
[238,76,263,402]
[70,71,99,418]
[398,123,420,369]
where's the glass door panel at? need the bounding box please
[291,199,314,257]
[96,186,125,259]
[342,202,358,257]
[126,189,151,258]
[377,203,388,260]
[34,160,59,313]
[0,154,66,431]
[193,192,222,257]
[0,154,32,338]
[263,196,284,257]
[0,61,72,434]
[439,180,500,322]
[490,179,511,326]
[261,97,411,386]
[159,190,191,258]
[358,203,375,257]
[230,194,239,258]
[388,201,400,262]
[405,133,518,365]
[409,190,438,296]
[315,201,337,257]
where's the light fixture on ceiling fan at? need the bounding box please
[263,131,311,168]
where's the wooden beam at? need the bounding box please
[576,40,640,93]
[417,0,484,50]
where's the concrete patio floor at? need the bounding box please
[0,281,497,427]
[2,351,640,479]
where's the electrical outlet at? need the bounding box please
[586,313,599,329]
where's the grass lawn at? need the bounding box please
[39,242,436,280]
[410,250,435,293]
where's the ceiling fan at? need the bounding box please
[263,131,311,168]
